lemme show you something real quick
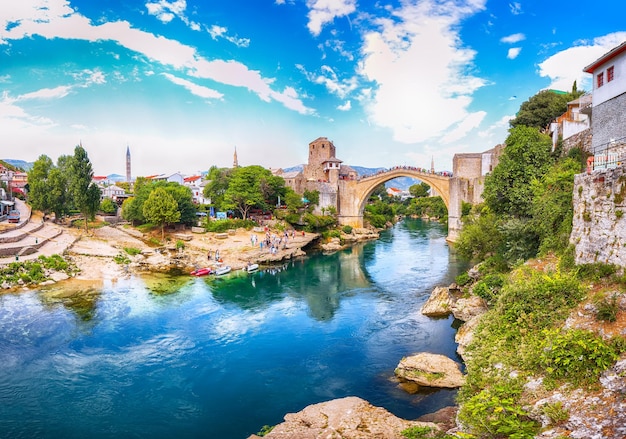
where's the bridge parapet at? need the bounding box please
[358,166,452,181]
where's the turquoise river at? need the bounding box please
[0,218,468,438]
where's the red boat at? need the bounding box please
[191,267,213,276]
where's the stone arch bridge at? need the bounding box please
[335,165,476,242]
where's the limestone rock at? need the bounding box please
[451,296,488,322]
[395,352,465,389]
[455,315,483,361]
[247,396,438,439]
[421,286,452,317]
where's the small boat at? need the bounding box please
[191,267,213,276]
[214,266,231,276]
[244,263,259,273]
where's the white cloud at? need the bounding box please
[478,114,513,139]
[306,0,357,37]
[146,0,188,24]
[442,111,486,143]
[538,32,626,92]
[0,0,310,114]
[500,33,525,44]
[162,73,224,100]
[509,2,522,15]
[206,24,250,48]
[337,100,351,111]
[358,0,487,144]
[17,86,72,101]
[507,47,521,59]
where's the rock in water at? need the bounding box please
[395,352,465,389]
[421,286,452,317]
[247,396,439,439]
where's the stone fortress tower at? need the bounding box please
[275,137,357,215]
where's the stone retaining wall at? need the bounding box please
[571,165,626,265]
[0,222,44,244]
[0,229,63,257]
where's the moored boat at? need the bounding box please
[191,267,213,276]
[215,266,231,276]
[244,263,259,273]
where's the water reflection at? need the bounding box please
[209,244,371,321]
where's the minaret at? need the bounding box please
[126,145,131,182]
[233,146,239,168]
[430,156,435,173]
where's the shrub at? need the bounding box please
[458,382,539,439]
[538,328,620,386]
[595,293,619,322]
[472,273,505,304]
[205,219,255,233]
[342,225,353,234]
[124,247,142,256]
[455,272,472,286]
[540,401,569,426]
[114,253,130,264]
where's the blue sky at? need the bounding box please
[1,0,625,177]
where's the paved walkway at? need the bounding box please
[0,200,78,264]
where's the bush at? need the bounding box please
[455,272,472,286]
[342,225,353,234]
[175,240,185,250]
[595,293,619,322]
[458,382,539,439]
[124,247,142,256]
[205,219,255,233]
[472,273,505,304]
[538,328,621,386]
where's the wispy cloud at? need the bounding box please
[500,33,525,44]
[306,0,356,37]
[206,24,250,48]
[358,0,488,144]
[507,47,522,59]
[162,73,224,100]
[509,2,522,15]
[538,32,626,91]
[337,100,351,111]
[145,0,200,30]
[0,0,311,114]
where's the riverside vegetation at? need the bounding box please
[447,88,626,439]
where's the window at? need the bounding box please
[608,66,614,82]
[597,72,604,88]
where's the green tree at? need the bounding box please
[49,155,72,221]
[100,198,118,215]
[85,182,101,222]
[530,157,580,254]
[203,166,232,210]
[223,166,267,219]
[510,88,582,130]
[483,126,554,217]
[142,187,180,240]
[69,144,97,232]
[28,155,54,215]
[409,182,430,198]
[284,187,304,212]
[303,189,319,206]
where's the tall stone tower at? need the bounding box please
[126,145,131,183]
[233,147,239,168]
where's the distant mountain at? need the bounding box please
[107,174,126,182]
[2,159,33,171]
[282,164,421,190]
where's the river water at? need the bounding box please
[0,219,468,439]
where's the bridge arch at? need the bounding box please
[337,168,451,228]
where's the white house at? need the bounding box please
[583,40,626,153]
[101,185,125,199]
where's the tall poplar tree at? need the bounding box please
[28,155,54,215]
[69,144,100,232]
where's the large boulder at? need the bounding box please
[450,296,488,322]
[421,286,452,317]
[247,396,438,439]
[455,315,483,361]
[395,353,465,389]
